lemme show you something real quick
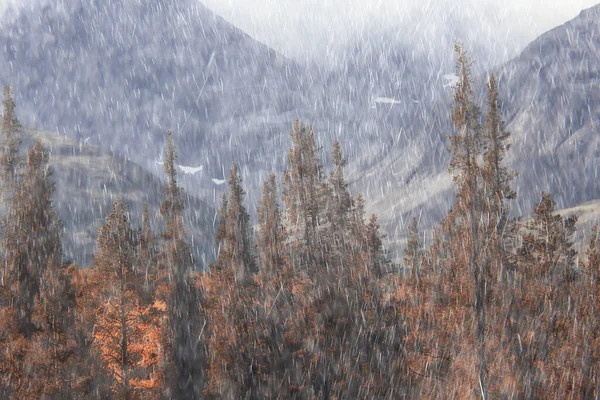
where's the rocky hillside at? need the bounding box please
[18,128,214,266]
[496,3,600,214]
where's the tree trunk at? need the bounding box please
[121,279,130,400]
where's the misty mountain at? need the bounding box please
[18,128,214,267]
[0,0,598,260]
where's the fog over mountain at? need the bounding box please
[200,0,598,66]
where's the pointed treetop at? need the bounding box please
[332,139,346,168]
[95,197,136,276]
[453,42,475,100]
[164,131,177,186]
[483,72,516,203]
[2,84,19,138]
[161,130,184,220]
[228,162,239,186]
[451,43,480,134]
[27,139,50,171]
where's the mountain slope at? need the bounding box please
[495,3,600,214]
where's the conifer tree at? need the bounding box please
[160,131,205,399]
[365,213,388,277]
[483,74,516,216]
[282,121,325,265]
[92,199,141,399]
[257,172,286,278]
[0,137,75,397]
[349,194,367,252]
[206,163,259,397]
[21,140,63,285]
[323,140,353,266]
[509,193,577,396]
[518,192,577,287]
[404,216,423,279]
[447,44,487,394]
[0,85,22,198]
[482,73,518,283]
[24,140,76,397]
[0,84,29,334]
[222,163,256,281]
[328,140,352,226]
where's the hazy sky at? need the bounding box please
[0,0,597,64]
[200,0,600,62]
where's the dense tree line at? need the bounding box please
[0,44,599,399]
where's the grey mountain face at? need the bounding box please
[497,4,600,215]
[378,3,600,252]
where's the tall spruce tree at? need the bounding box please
[0,84,29,334]
[222,163,256,281]
[447,43,488,394]
[257,173,286,279]
[254,173,300,397]
[282,121,325,266]
[92,199,139,399]
[0,136,75,397]
[0,85,21,199]
[21,140,63,287]
[207,163,258,398]
[328,140,352,227]
[160,131,205,399]
[482,73,518,283]
[24,140,75,397]
[349,194,367,252]
[324,140,353,267]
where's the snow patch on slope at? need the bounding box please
[178,165,204,175]
[155,161,204,175]
[443,73,459,88]
[373,97,402,105]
